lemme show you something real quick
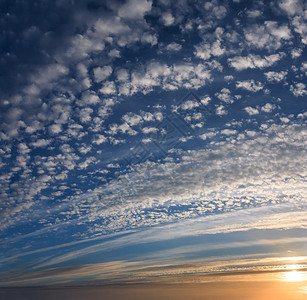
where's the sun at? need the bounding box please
[283,270,305,282]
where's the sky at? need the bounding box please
[0,0,307,298]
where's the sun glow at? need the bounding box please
[283,271,305,282]
[279,257,307,262]
[279,264,307,282]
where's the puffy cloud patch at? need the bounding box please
[264,71,288,82]
[228,53,285,70]
[236,80,264,92]
[290,82,307,96]
[166,42,182,52]
[93,66,112,83]
[244,22,292,51]
[244,106,259,115]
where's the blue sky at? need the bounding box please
[0,0,307,288]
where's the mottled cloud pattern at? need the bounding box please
[0,0,306,288]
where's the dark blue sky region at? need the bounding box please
[0,0,307,288]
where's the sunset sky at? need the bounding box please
[0,0,307,298]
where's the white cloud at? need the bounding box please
[244,106,259,115]
[18,143,31,155]
[194,27,226,61]
[194,40,225,60]
[278,0,307,44]
[93,66,112,83]
[215,88,234,103]
[107,122,138,136]
[244,22,292,51]
[118,0,152,20]
[25,120,41,134]
[201,96,211,106]
[161,12,175,26]
[293,15,307,44]
[142,138,152,143]
[99,81,117,95]
[247,9,261,18]
[180,100,199,110]
[79,157,96,169]
[93,135,107,145]
[49,124,62,135]
[142,127,158,134]
[166,42,182,52]
[117,62,212,96]
[224,75,234,81]
[141,32,158,45]
[216,105,227,115]
[291,48,303,58]
[212,5,227,19]
[23,63,69,97]
[31,139,52,148]
[221,129,237,135]
[264,71,287,82]
[236,80,263,92]
[80,91,100,106]
[280,117,290,123]
[290,82,307,96]
[122,113,143,126]
[278,0,302,16]
[116,69,130,81]
[228,53,285,70]
[199,131,216,140]
[79,107,93,123]
[261,103,276,113]
[109,49,121,58]
[300,62,307,75]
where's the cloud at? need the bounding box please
[300,62,307,75]
[216,105,227,116]
[117,61,212,96]
[141,32,158,45]
[166,42,182,52]
[93,135,107,145]
[194,40,225,60]
[228,53,285,70]
[194,27,227,61]
[161,12,175,26]
[290,83,307,96]
[215,88,234,103]
[291,48,303,58]
[142,127,158,134]
[31,139,52,148]
[261,103,277,113]
[122,113,144,126]
[278,0,303,16]
[118,0,152,20]
[49,124,62,135]
[244,106,259,115]
[79,107,93,123]
[93,66,112,83]
[18,203,307,271]
[244,22,291,51]
[4,245,307,286]
[99,81,117,95]
[264,71,287,82]
[221,129,237,135]
[236,80,263,92]
[293,15,307,44]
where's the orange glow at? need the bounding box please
[283,271,305,282]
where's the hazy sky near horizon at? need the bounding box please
[0,0,307,292]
